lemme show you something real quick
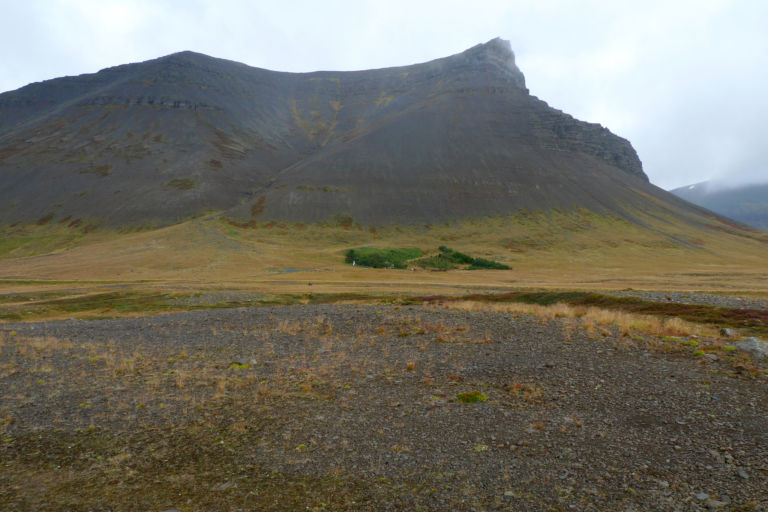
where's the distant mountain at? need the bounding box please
[671,181,768,230]
[0,38,756,236]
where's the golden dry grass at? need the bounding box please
[443,300,719,339]
[0,315,358,421]
[0,207,766,300]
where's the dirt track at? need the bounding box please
[1,304,767,511]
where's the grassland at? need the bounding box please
[0,207,766,297]
[0,206,765,336]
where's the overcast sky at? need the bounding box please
[2,0,766,190]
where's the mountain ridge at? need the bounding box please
[671,180,768,230]
[0,39,731,232]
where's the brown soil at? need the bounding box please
[1,304,766,511]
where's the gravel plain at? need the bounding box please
[1,303,767,511]
[604,290,768,311]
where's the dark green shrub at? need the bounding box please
[413,254,457,270]
[344,246,510,271]
[468,258,510,270]
[438,246,474,264]
[345,247,422,269]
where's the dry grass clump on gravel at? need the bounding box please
[441,300,766,374]
[444,300,718,339]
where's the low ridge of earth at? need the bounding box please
[1,303,766,510]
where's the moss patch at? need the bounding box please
[456,391,488,403]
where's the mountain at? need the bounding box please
[0,38,756,235]
[671,181,768,230]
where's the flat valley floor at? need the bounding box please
[1,302,766,511]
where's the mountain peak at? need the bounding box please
[160,50,216,62]
[474,37,515,59]
[440,37,526,90]
[150,50,229,69]
[0,41,657,227]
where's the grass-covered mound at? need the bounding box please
[413,246,510,270]
[468,258,511,270]
[344,247,422,269]
[345,246,509,270]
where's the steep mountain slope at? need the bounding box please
[671,181,768,230]
[0,38,753,236]
[0,51,303,225]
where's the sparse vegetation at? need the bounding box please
[36,214,54,225]
[78,164,112,176]
[250,196,266,216]
[0,296,765,509]
[296,184,343,192]
[418,291,768,338]
[166,178,196,190]
[440,299,719,340]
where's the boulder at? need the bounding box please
[736,337,768,360]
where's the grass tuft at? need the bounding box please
[456,391,488,403]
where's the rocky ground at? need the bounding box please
[1,302,767,511]
[604,290,768,311]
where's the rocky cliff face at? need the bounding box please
[0,39,658,226]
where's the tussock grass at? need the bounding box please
[441,299,758,368]
[25,335,75,352]
[506,378,545,402]
[456,390,488,403]
[443,300,718,339]
[420,290,768,338]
